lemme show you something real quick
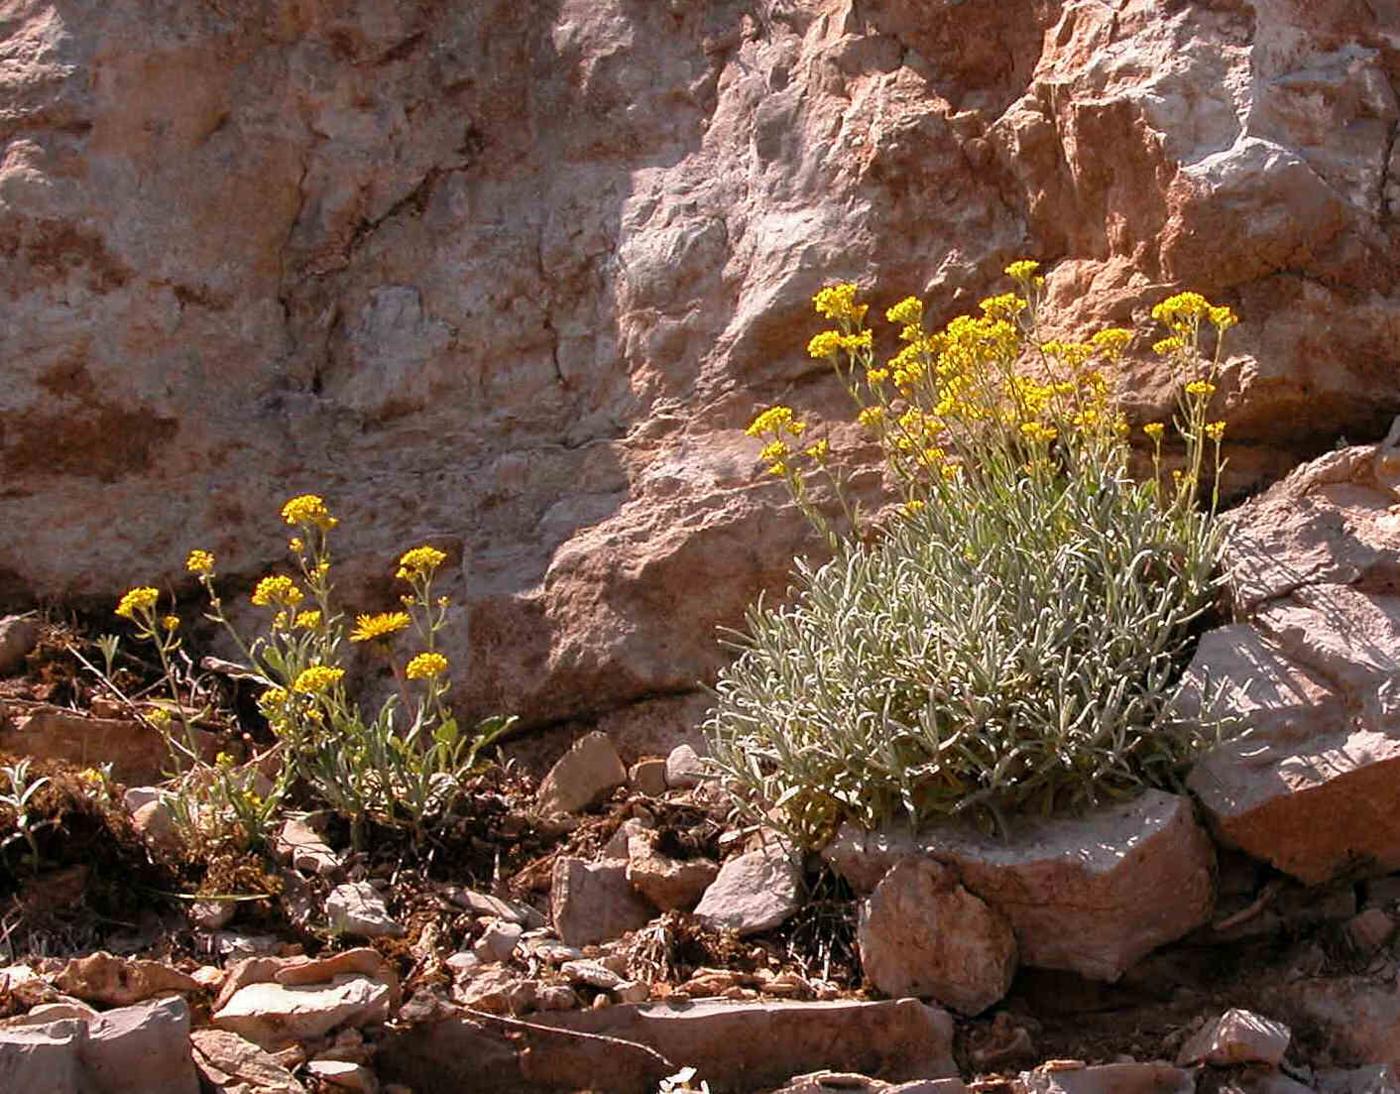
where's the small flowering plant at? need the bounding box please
[114,496,515,849]
[708,265,1239,844]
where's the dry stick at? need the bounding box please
[459,1008,677,1073]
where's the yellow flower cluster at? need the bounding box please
[396,545,447,582]
[1143,422,1166,441]
[295,610,322,630]
[1184,380,1217,398]
[116,586,160,620]
[1091,328,1133,359]
[1019,421,1059,444]
[292,665,344,694]
[350,611,410,642]
[1205,421,1226,441]
[185,550,216,576]
[857,406,885,430]
[813,283,866,323]
[1005,259,1040,281]
[807,329,873,359]
[281,494,337,530]
[980,293,1026,321]
[406,651,449,680]
[251,574,303,608]
[746,405,804,439]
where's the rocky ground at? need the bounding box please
[5,436,1400,1093]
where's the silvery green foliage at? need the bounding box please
[705,459,1226,846]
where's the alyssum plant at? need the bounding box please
[113,496,513,851]
[705,264,1236,845]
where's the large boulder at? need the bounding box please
[1187,437,1400,884]
[826,790,1214,981]
[3,0,1398,741]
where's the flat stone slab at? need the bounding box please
[826,790,1214,981]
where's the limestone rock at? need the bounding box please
[1177,1008,1291,1068]
[560,959,624,991]
[629,758,669,797]
[0,1018,87,1093]
[625,831,719,911]
[531,998,959,1092]
[190,1028,307,1094]
[664,744,706,789]
[0,615,40,676]
[326,881,403,939]
[694,843,803,936]
[0,708,214,786]
[275,816,343,877]
[473,920,524,964]
[550,856,655,947]
[826,790,1214,981]
[1020,1062,1196,1094]
[451,966,537,1015]
[81,996,201,1094]
[857,859,1016,1016]
[307,1059,379,1093]
[212,975,393,1050]
[52,951,201,1008]
[536,732,627,814]
[448,888,543,928]
[3,0,1400,740]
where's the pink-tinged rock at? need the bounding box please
[533,998,958,1091]
[1177,1008,1291,1067]
[0,615,40,676]
[1273,977,1400,1071]
[81,996,200,1094]
[536,732,627,814]
[550,856,655,947]
[212,975,392,1050]
[1186,596,1400,884]
[275,816,344,877]
[1020,1062,1196,1094]
[1224,441,1400,613]
[626,831,719,911]
[191,1028,307,1094]
[858,859,1016,1015]
[0,1018,87,1092]
[826,790,1213,981]
[52,951,201,1007]
[0,708,215,786]
[694,843,803,936]
[629,758,669,797]
[664,744,706,789]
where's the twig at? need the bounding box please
[459,1007,676,1073]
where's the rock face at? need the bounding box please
[827,790,1215,981]
[1186,437,1400,884]
[4,1,1398,740]
[0,708,215,785]
[857,859,1017,1015]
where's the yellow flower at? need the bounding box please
[1019,421,1059,444]
[294,610,322,630]
[185,550,215,576]
[1091,328,1134,359]
[350,611,411,642]
[1005,259,1040,281]
[806,439,830,462]
[979,293,1026,321]
[902,499,926,516]
[162,615,180,631]
[405,651,449,680]
[292,665,344,694]
[759,440,790,464]
[812,283,864,322]
[1153,336,1185,356]
[840,330,873,352]
[886,296,923,327]
[258,686,289,713]
[1152,292,1212,331]
[1143,422,1166,441]
[116,586,160,620]
[857,406,885,430]
[289,537,305,553]
[767,461,791,476]
[807,330,843,359]
[1205,420,1227,442]
[866,368,890,385]
[281,494,337,530]
[396,545,448,581]
[146,707,172,728]
[251,575,304,608]
[1184,379,1217,398]
[1209,306,1238,331]
[745,405,802,439]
